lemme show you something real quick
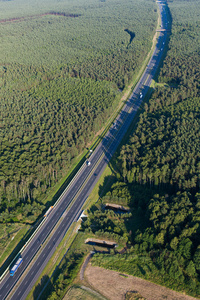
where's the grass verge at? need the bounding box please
[0,225,30,268]
[64,285,107,300]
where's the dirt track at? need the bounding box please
[85,264,199,300]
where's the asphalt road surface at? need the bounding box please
[0,1,169,299]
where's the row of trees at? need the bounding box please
[34,251,85,300]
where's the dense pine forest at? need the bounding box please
[3,0,200,296]
[0,0,157,259]
[24,0,200,299]
[87,0,200,297]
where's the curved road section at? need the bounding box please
[0,1,169,299]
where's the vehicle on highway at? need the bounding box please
[10,257,23,276]
[44,206,54,217]
[86,161,91,166]
[140,92,143,99]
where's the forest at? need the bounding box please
[3,0,200,296]
[0,0,158,233]
[86,0,200,297]
[30,0,200,298]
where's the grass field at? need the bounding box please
[0,224,29,265]
[85,265,197,300]
[64,285,106,300]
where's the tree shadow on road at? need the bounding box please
[33,275,52,300]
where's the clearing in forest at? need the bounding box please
[85,264,199,300]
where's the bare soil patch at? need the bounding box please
[85,264,199,300]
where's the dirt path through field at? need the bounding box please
[85,264,199,300]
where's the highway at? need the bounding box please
[0,1,169,299]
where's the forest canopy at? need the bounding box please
[0,0,157,225]
[88,0,200,297]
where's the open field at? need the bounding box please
[85,265,199,300]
